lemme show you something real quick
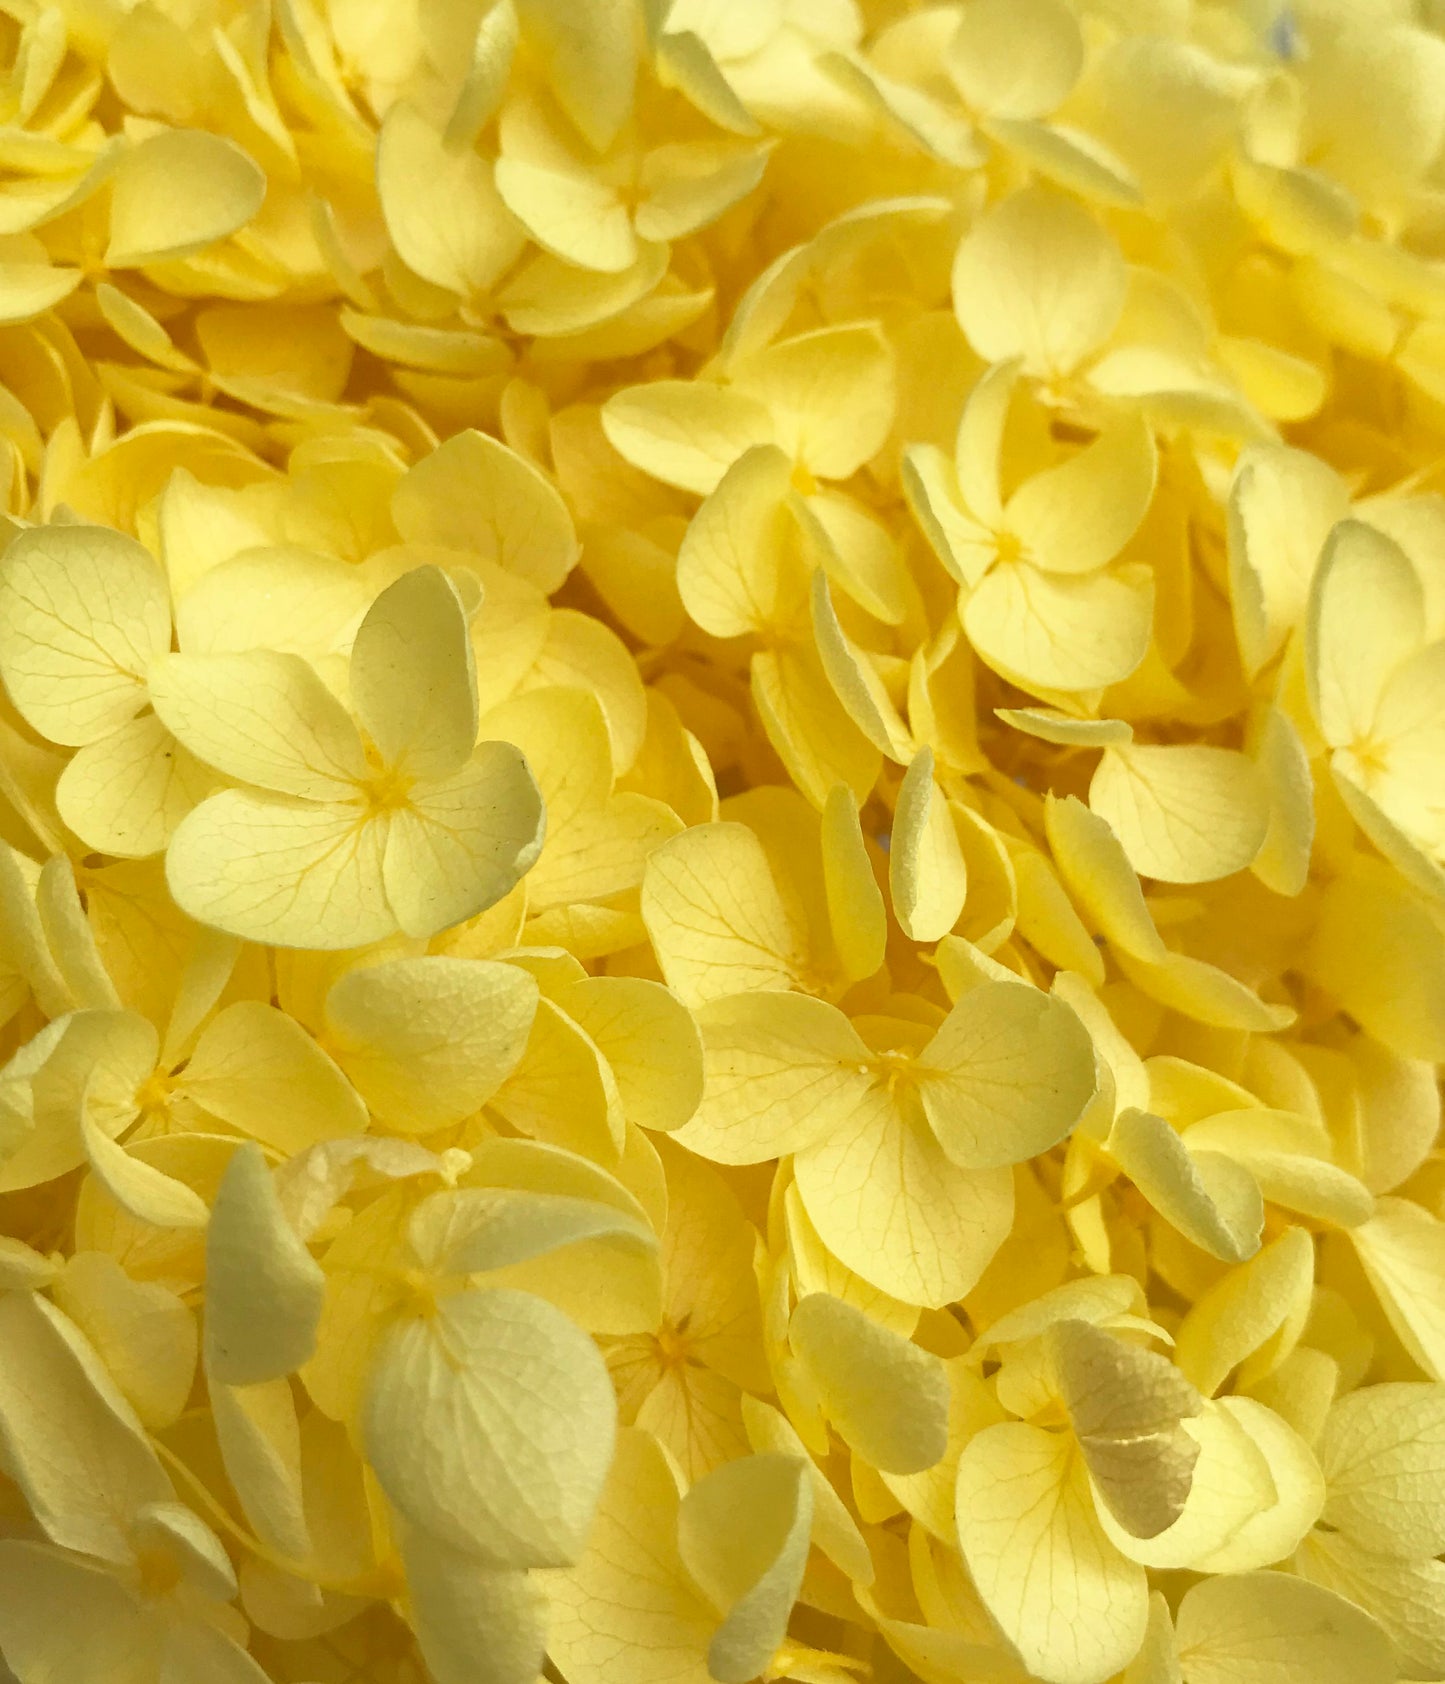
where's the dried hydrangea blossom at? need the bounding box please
[0,3,1442,1683]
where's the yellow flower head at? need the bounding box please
[0,3,1443,1683]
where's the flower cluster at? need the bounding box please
[0,2,1444,1683]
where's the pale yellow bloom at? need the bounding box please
[156,566,546,949]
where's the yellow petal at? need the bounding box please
[821,783,886,982]
[1116,945,1296,1036]
[0,845,67,1021]
[1249,706,1315,899]
[636,140,771,242]
[196,302,354,412]
[165,790,393,950]
[80,1093,210,1231]
[31,862,116,1018]
[0,254,79,322]
[1183,1109,1374,1230]
[965,560,1154,693]
[378,102,525,298]
[1009,847,1105,987]
[149,649,366,800]
[1047,1317,1202,1540]
[547,1427,716,1684]
[402,1531,546,1684]
[825,50,982,167]
[751,640,882,809]
[392,428,579,593]
[0,1544,155,1678]
[1306,859,1445,1062]
[602,379,776,495]
[1227,445,1348,677]
[1006,413,1156,575]
[466,1146,661,1339]
[1108,1108,1263,1264]
[677,443,798,639]
[953,361,1033,531]
[560,975,704,1133]
[1123,1593,1181,1684]
[490,994,626,1165]
[515,0,633,149]
[954,1420,1148,1684]
[901,440,995,589]
[161,1613,275,1681]
[106,129,266,267]
[1317,1381,1445,1557]
[732,323,896,481]
[790,1292,950,1475]
[1295,1531,1445,1682]
[0,1289,169,1562]
[182,1000,367,1154]
[952,186,1128,379]
[1096,1400,1277,1573]
[1089,745,1269,885]
[528,609,650,778]
[1138,1394,1320,1576]
[1354,640,1445,855]
[812,572,914,761]
[1305,518,1422,753]
[495,152,635,273]
[276,1137,462,1243]
[679,990,871,1164]
[0,524,169,747]
[798,488,910,626]
[1174,1571,1393,1684]
[1,1009,157,1193]
[642,822,810,1009]
[383,740,546,939]
[677,1452,812,1684]
[444,0,519,148]
[918,978,1097,1168]
[1076,37,1245,206]
[206,1141,325,1386]
[794,1091,1014,1309]
[363,1286,615,1567]
[350,565,477,782]
[1174,1226,1314,1397]
[131,1499,235,1600]
[742,1395,873,1586]
[483,686,671,912]
[325,956,537,1132]
[55,711,212,859]
[209,1372,310,1560]
[1351,1198,1445,1383]
[890,747,967,942]
[946,0,1082,118]
[1000,708,1133,748]
[53,1252,196,1431]
[656,1137,771,1390]
[408,1185,655,1284]
[1350,1033,1441,1197]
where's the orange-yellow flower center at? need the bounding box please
[362,762,415,815]
[135,1069,173,1114]
[994,529,1024,565]
[651,1313,694,1371]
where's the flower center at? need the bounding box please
[994,529,1024,565]
[651,1313,693,1370]
[135,1069,172,1115]
[362,762,415,815]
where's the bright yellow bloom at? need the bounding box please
[0,1,1443,1680]
[155,566,546,949]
